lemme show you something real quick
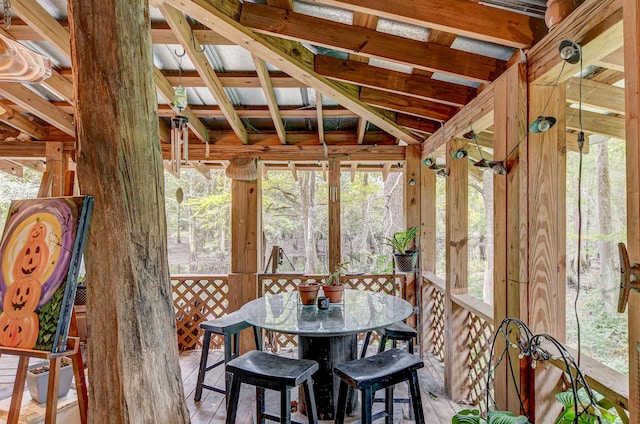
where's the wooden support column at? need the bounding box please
[420,157,436,356]
[230,170,262,351]
[40,142,65,197]
[329,158,341,272]
[623,0,640,417]
[492,63,531,414]
[528,80,567,420]
[444,137,469,401]
[404,145,421,330]
[68,1,190,422]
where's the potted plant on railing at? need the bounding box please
[323,262,349,303]
[382,226,419,272]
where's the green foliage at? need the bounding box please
[554,389,617,424]
[35,282,66,351]
[452,409,530,424]
[326,261,349,286]
[381,226,418,254]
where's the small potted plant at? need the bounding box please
[298,281,320,305]
[323,262,349,303]
[452,409,530,423]
[382,226,419,272]
[26,357,74,404]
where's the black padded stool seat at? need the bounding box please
[334,349,425,424]
[225,350,320,424]
[194,311,262,402]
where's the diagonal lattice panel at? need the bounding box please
[465,311,494,412]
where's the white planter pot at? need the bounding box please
[26,358,74,404]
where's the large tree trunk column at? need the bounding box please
[68,1,190,423]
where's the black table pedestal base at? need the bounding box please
[299,334,358,420]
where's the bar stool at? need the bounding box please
[334,348,425,424]
[225,350,319,424]
[194,311,262,402]
[359,322,418,419]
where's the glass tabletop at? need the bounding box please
[239,289,412,337]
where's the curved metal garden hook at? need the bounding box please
[191,28,205,53]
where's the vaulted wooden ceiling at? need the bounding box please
[0,0,626,178]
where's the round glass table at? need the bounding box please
[240,289,412,420]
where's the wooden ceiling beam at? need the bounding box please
[253,55,287,144]
[566,107,625,139]
[309,0,545,48]
[356,119,367,145]
[314,55,475,107]
[396,114,439,135]
[240,3,506,84]
[189,160,212,179]
[17,159,46,172]
[359,87,458,122]
[10,0,71,59]
[316,92,325,146]
[159,3,249,144]
[0,159,23,177]
[0,101,49,139]
[158,0,421,145]
[153,67,210,143]
[527,0,622,84]
[0,83,74,136]
[594,47,624,72]
[566,77,625,115]
[0,140,75,159]
[161,70,304,88]
[350,163,357,182]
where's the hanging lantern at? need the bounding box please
[170,85,189,177]
[225,156,258,181]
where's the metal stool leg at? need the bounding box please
[195,330,212,401]
[335,380,348,424]
[225,374,242,424]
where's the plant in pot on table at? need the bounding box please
[382,226,419,272]
[323,262,349,303]
[298,281,320,305]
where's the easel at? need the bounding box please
[0,332,88,424]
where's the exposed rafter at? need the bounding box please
[253,55,287,144]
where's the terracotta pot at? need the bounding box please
[298,283,320,305]
[323,284,345,303]
[545,0,581,30]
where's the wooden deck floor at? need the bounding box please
[0,348,461,423]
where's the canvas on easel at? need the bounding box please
[0,196,93,353]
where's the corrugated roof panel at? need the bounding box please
[35,0,67,19]
[234,87,267,106]
[212,46,256,71]
[451,36,514,61]
[274,88,304,106]
[376,18,429,42]
[369,58,413,74]
[153,45,197,71]
[23,40,70,69]
[294,2,353,25]
[191,87,218,106]
[431,73,481,88]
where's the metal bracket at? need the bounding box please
[617,242,640,313]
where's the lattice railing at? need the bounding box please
[423,275,445,361]
[257,273,405,351]
[172,275,230,350]
[464,309,494,412]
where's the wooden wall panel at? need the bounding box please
[405,145,421,330]
[328,158,341,271]
[231,178,261,274]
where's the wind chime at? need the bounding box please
[171,52,189,177]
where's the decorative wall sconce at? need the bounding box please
[559,39,581,64]
[529,115,557,133]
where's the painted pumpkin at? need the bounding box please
[12,222,50,281]
[0,313,39,348]
[3,278,42,318]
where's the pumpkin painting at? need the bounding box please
[0,312,39,348]
[0,197,93,352]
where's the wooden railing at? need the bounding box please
[420,273,630,420]
[171,274,404,351]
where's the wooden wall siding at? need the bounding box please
[623,0,640,417]
[231,179,260,274]
[527,82,567,420]
[172,276,230,350]
[444,136,470,401]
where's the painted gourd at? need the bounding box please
[12,222,50,281]
[2,277,42,318]
[0,313,39,348]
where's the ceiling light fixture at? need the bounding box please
[559,39,581,64]
[452,147,468,159]
[489,161,507,175]
[529,115,557,133]
[0,33,52,83]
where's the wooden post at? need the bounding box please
[420,157,436,356]
[230,172,261,351]
[68,1,190,422]
[623,0,640,417]
[404,145,421,330]
[444,137,469,401]
[492,63,531,413]
[527,80,567,420]
[328,158,341,272]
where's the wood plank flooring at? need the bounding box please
[0,348,461,423]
